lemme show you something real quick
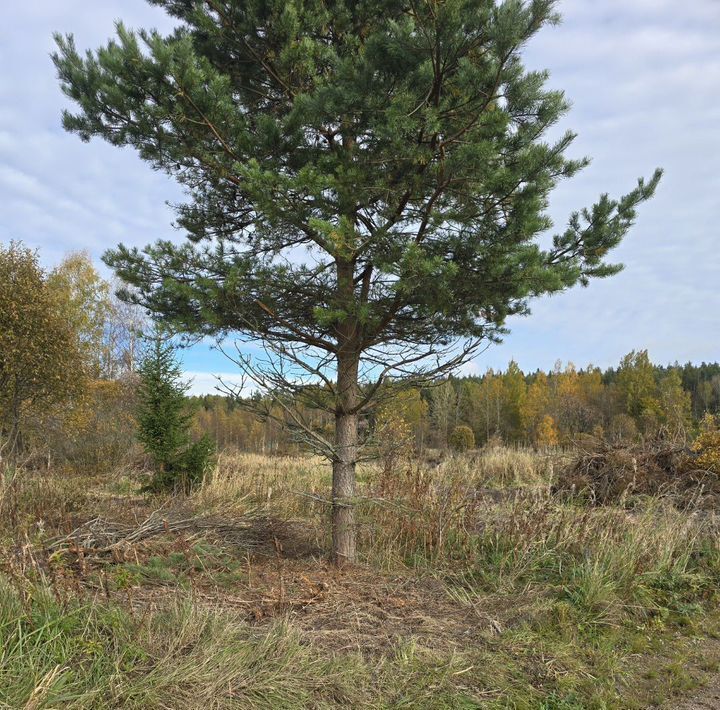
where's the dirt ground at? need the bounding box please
[8,480,720,709]
[674,685,720,710]
[26,503,498,656]
[670,649,720,710]
[655,637,720,710]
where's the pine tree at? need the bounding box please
[54,0,660,563]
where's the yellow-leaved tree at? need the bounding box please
[0,242,84,461]
[536,414,560,448]
[32,252,145,469]
[692,414,720,474]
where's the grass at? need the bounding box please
[1,447,720,708]
[0,574,518,708]
[0,579,363,708]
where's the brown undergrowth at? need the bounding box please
[554,435,720,505]
[0,471,489,660]
[3,449,720,708]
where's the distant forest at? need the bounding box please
[3,246,716,462]
[190,352,720,453]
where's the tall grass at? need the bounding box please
[197,451,331,513]
[446,498,720,626]
[3,448,720,707]
[0,464,90,540]
[466,445,559,488]
[0,576,494,709]
[0,577,360,709]
[197,450,720,627]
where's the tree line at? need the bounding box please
[2,242,717,469]
[191,353,720,453]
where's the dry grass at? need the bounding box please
[0,466,91,536]
[467,444,561,488]
[2,447,720,708]
[197,451,330,512]
[199,445,559,508]
[192,448,557,569]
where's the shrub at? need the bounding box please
[608,413,639,443]
[448,425,475,452]
[692,414,720,474]
[30,378,139,472]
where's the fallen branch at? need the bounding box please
[46,508,263,558]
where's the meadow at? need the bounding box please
[2,446,720,709]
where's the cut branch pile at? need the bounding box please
[554,438,718,505]
[46,508,264,560]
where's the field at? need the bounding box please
[2,447,720,709]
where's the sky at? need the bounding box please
[1,0,718,394]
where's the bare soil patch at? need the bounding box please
[197,560,490,654]
[664,638,720,710]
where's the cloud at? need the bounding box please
[1,0,718,393]
[0,0,181,265]
[474,0,720,374]
[184,371,252,398]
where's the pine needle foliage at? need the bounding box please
[53,0,661,561]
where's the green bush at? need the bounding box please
[449,425,475,452]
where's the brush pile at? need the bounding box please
[46,508,265,562]
[554,437,718,505]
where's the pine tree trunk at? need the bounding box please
[332,349,359,566]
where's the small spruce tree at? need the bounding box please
[137,332,213,493]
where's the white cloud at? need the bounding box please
[1,0,718,381]
[184,371,253,397]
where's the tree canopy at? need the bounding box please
[54,0,661,562]
[0,242,84,458]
